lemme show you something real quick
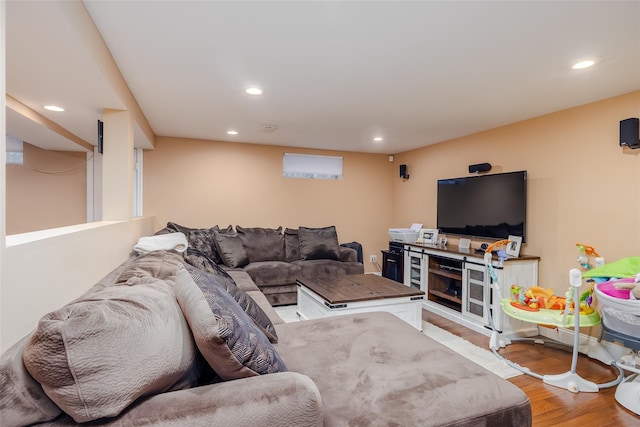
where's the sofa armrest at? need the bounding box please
[338,246,357,263]
[41,372,322,427]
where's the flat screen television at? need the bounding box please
[437,171,527,242]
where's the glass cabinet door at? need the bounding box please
[462,262,488,325]
[404,248,427,292]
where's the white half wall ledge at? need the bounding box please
[1,216,155,352]
[5,220,122,247]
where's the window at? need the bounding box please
[283,153,343,179]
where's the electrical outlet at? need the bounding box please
[369,255,377,263]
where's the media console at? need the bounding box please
[404,243,540,337]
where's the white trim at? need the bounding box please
[1,0,6,249]
[133,148,143,217]
[86,150,95,222]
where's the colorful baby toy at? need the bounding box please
[576,243,605,271]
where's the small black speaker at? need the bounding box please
[97,120,104,154]
[399,164,409,179]
[620,118,640,148]
[468,163,492,173]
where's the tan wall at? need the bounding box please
[393,91,640,293]
[1,217,155,352]
[6,142,87,234]
[144,138,395,272]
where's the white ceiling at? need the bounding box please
[5,1,640,154]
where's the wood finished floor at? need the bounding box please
[423,310,639,427]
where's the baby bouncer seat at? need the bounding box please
[484,241,624,393]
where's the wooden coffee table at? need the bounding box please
[296,274,425,330]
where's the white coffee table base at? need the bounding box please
[297,284,424,330]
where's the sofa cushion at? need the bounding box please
[274,313,532,427]
[174,265,287,381]
[22,281,201,423]
[293,259,365,279]
[225,269,261,293]
[181,260,279,343]
[298,226,340,260]
[284,228,301,262]
[244,261,301,287]
[0,335,62,427]
[236,226,286,262]
[213,231,250,268]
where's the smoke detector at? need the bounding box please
[261,124,278,132]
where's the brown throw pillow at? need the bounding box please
[236,226,285,262]
[298,226,340,260]
[174,265,287,381]
[213,231,250,268]
[182,249,278,343]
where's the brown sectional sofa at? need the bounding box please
[164,223,365,306]
[1,242,532,426]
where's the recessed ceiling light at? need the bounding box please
[373,137,383,142]
[227,130,238,135]
[44,105,64,112]
[246,87,263,95]
[572,58,601,70]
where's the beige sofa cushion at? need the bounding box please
[22,280,200,423]
[174,265,287,380]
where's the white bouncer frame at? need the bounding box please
[485,253,624,393]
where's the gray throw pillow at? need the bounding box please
[236,226,285,262]
[298,226,340,260]
[213,231,250,268]
[174,265,287,380]
[22,281,201,423]
[182,249,279,343]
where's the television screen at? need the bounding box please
[437,171,527,242]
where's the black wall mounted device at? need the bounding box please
[620,118,639,149]
[97,120,104,154]
[468,163,492,174]
[399,164,409,179]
